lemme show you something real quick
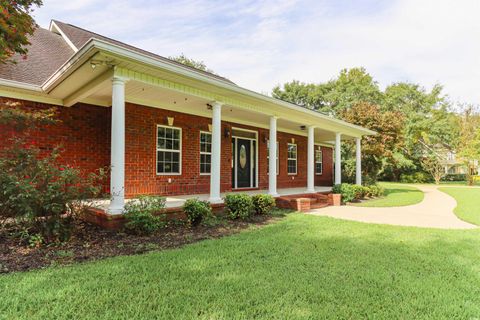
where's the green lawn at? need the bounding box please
[353,183,424,207]
[440,187,480,226]
[2,214,480,319]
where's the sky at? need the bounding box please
[32,0,480,104]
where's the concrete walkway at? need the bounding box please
[308,185,477,229]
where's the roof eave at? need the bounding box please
[40,38,375,136]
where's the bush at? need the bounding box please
[332,183,385,204]
[0,106,107,243]
[124,196,166,235]
[332,183,356,204]
[400,172,432,183]
[183,198,212,226]
[441,174,467,182]
[224,194,253,219]
[252,194,276,215]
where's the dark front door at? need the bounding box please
[236,138,251,188]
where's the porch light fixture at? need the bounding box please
[300,125,306,130]
[167,116,174,126]
[291,138,295,144]
[224,127,230,138]
[208,124,212,132]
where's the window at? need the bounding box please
[267,140,279,175]
[287,143,297,174]
[315,148,323,175]
[200,132,212,174]
[157,125,181,174]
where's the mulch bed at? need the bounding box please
[0,214,284,274]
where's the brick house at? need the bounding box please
[0,20,374,216]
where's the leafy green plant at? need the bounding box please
[123,196,166,235]
[0,106,107,243]
[183,198,212,227]
[224,194,253,220]
[332,184,356,204]
[252,194,276,215]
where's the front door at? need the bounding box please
[236,138,251,188]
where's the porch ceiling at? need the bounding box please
[86,79,351,143]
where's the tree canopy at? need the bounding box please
[273,67,472,184]
[0,0,43,63]
[169,53,215,74]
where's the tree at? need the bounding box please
[419,148,446,185]
[169,53,215,74]
[272,68,383,116]
[340,102,405,183]
[0,0,43,63]
[457,105,480,185]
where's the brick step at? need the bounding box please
[310,202,329,209]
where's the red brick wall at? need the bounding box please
[0,98,333,197]
[0,98,110,191]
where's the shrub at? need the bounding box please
[368,185,385,197]
[350,185,365,200]
[123,196,166,235]
[224,193,253,219]
[0,106,107,243]
[252,194,276,215]
[441,174,467,182]
[332,183,356,204]
[183,198,212,226]
[400,172,432,183]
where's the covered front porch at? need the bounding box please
[42,45,374,214]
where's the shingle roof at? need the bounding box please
[51,20,235,85]
[0,20,235,87]
[0,27,74,86]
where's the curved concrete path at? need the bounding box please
[308,185,477,229]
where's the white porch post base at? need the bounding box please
[209,102,222,203]
[334,132,342,185]
[268,116,279,197]
[355,137,362,186]
[306,125,315,193]
[108,77,126,214]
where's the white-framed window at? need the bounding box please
[287,143,297,175]
[315,148,323,175]
[200,131,212,174]
[156,125,181,175]
[267,140,279,175]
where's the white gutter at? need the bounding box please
[0,79,42,92]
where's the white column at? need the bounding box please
[334,132,342,185]
[355,137,362,185]
[108,77,126,214]
[209,102,222,203]
[307,126,315,193]
[268,116,279,197]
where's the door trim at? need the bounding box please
[232,127,258,189]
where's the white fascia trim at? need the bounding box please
[49,21,79,52]
[41,38,375,136]
[0,79,42,91]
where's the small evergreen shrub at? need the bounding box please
[368,185,385,197]
[252,194,276,215]
[224,193,254,219]
[124,196,166,235]
[332,183,356,204]
[183,198,212,226]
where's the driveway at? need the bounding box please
[308,185,477,229]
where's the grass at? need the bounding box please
[440,187,480,226]
[1,214,480,319]
[353,183,424,207]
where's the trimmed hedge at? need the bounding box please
[183,198,212,227]
[252,194,276,215]
[224,194,254,220]
[333,183,384,204]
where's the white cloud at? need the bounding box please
[33,0,480,104]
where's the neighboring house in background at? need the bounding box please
[0,20,374,217]
[421,141,479,176]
